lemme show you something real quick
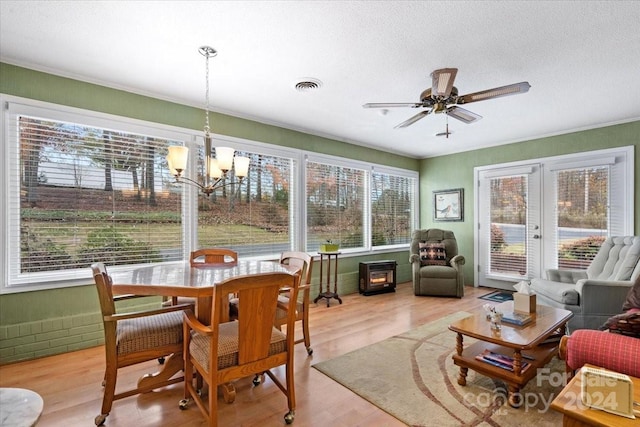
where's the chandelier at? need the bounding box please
[166,46,249,196]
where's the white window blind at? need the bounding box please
[196,145,297,258]
[487,174,530,278]
[370,169,416,248]
[305,159,367,252]
[552,166,609,269]
[6,104,186,287]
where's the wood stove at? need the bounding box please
[359,260,396,295]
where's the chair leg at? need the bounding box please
[284,355,296,424]
[302,311,312,355]
[96,364,117,426]
[221,383,236,403]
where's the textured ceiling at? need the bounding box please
[1,1,639,158]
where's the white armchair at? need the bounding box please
[530,236,640,330]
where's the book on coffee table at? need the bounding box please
[475,349,531,373]
[501,311,533,326]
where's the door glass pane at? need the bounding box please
[489,175,528,278]
[555,167,608,269]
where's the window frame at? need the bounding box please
[1,95,419,294]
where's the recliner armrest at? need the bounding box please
[409,254,420,264]
[575,279,633,314]
[546,268,587,283]
[450,254,465,269]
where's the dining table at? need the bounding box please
[109,259,299,395]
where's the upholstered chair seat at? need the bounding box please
[116,312,183,355]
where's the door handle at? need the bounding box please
[533,234,541,239]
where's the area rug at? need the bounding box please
[313,312,564,426]
[479,290,514,302]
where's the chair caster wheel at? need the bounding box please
[252,375,261,386]
[95,414,107,426]
[306,347,313,355]
[284,410,295,424]
[158,357,165,365]
[178,398,189,410]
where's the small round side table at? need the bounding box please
[0,387,44,426]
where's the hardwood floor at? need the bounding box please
[0,283,493,427]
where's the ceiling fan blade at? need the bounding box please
[394,110,431,128]
[363,102,423,108]
[457,81,531,104]
[446,106,482,124]
[431,68,458,97]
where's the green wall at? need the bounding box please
[0,63,416,363]
[419,121,640,285]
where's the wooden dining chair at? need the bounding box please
[275,251,314,355]
[164,248,239,308]
[179,271,299,426]
[91,263,193,426]
[190,248,238,265]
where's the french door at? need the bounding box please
[477,164,542,290]
[475,147,633,290]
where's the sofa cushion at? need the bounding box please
[588,236,640,281]
[529,278,579,306]
[419,242,447,266]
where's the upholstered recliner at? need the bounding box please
[409,229,465,297]
[530,236,640,331]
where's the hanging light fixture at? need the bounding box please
[166,46,249,196]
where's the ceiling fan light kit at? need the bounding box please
[363,68,530,128]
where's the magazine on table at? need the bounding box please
[475,349,531,373]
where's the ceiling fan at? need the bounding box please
[363,68,530,128]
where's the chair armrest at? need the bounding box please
[576,279,632,314]
[113,294,147,302]
[450,255,465,268]
[409,254,420,264]
[105,302,194,322]
[545,269,587,283]
[183,309,212,335]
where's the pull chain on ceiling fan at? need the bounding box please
[363,68,530,129]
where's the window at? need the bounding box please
[2,96,418,292]
[305,155,418,253]
[196,141,298,258]
[370,168,415,248]
[553,166,609,269]
[5,100,189,290]
[305,158,367,251]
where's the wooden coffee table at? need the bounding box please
[448,301,573,407]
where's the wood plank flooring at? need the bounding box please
[0,283,494,427]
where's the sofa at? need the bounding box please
[530,236,640,330]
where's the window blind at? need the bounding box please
[370,170,415,247]
[196,147,297,258]
[487,174,529,278]
[552,166,609,269]
[8,111,184,285]
[305,160,366,252]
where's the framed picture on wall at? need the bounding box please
[433,188,463,221]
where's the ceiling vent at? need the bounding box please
[294,78,322,93]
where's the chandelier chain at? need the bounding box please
[204,51,211,137]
